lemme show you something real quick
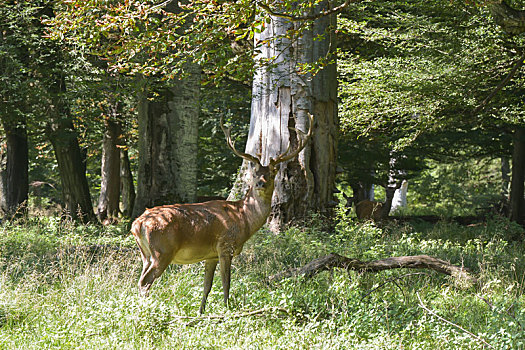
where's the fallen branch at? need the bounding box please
[268,253,476,284]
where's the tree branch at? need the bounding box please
[417,292,495,349]
[268,253,477,284]
[473,51,525,115]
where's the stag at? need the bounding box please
[131,114,314,313]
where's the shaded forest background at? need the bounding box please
[2,0,525,226]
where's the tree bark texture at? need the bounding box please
[509,127,525,223]
[269,253,476,285]
[120,148,135,218]
[238,2,338,231]
[97,118,121,223]
[0,121,28,215]
[132,65,200,218]
[48,116,96,223]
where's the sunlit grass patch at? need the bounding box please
[0,215,524,348]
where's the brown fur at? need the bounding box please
[355,200,383,221]
[131,165,278,314]
[132,113,314,313]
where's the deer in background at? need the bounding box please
[344,186,397,221]
[131,114,314,313]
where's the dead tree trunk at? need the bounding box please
[132,66,200,218]
[233,1,338,231]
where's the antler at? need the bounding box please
[220,116,262,166]
[270,113,314,167]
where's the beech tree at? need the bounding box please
[228,3,339,230]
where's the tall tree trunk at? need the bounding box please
[0,121,28,216]
[509,127,525,223]
[97,118,121,223]
[235,2,337,231]
[120,148,135,217]
[132,65,200,218]
[41,2,95,223]
[48,115,96,223]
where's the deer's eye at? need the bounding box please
[255,177,266,188]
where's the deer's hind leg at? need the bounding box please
[138,254,171,297]
[135,235,171,297]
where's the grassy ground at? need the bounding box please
[1,211,525,349]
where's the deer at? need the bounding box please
[131,114,314,314]
[345,194,383,221]
[344,186,397,222]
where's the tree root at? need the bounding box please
[268,253,477,285]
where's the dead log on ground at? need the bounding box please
[268,253,476,284]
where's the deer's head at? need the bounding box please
[220,114,314,201]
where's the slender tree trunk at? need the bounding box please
[235,2,337,231]
[0,121,28,216]
[501,156,511,199]
[120,148,135,217]
[97,118,121,223]
[380,186,397,220]
[509,127,525,223]
[132,65,200,218]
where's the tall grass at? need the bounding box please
[1,213,524,349]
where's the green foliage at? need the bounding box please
[1,215,525,348]
[337,0,522,191]
[408,157,506,216]
[198,82,251,197]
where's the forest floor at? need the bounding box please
[0,212,524,349]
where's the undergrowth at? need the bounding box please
[1,213,524,349]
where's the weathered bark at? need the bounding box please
[132,65,200,218]
[48,117,96,223]
[97,118,121,223]
[509,127,525,223]
[0,121,28,216]
[234,2,337,231]
[120,148,135,218]
[269,253,477,285]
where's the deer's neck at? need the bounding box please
[241,188,272,236]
